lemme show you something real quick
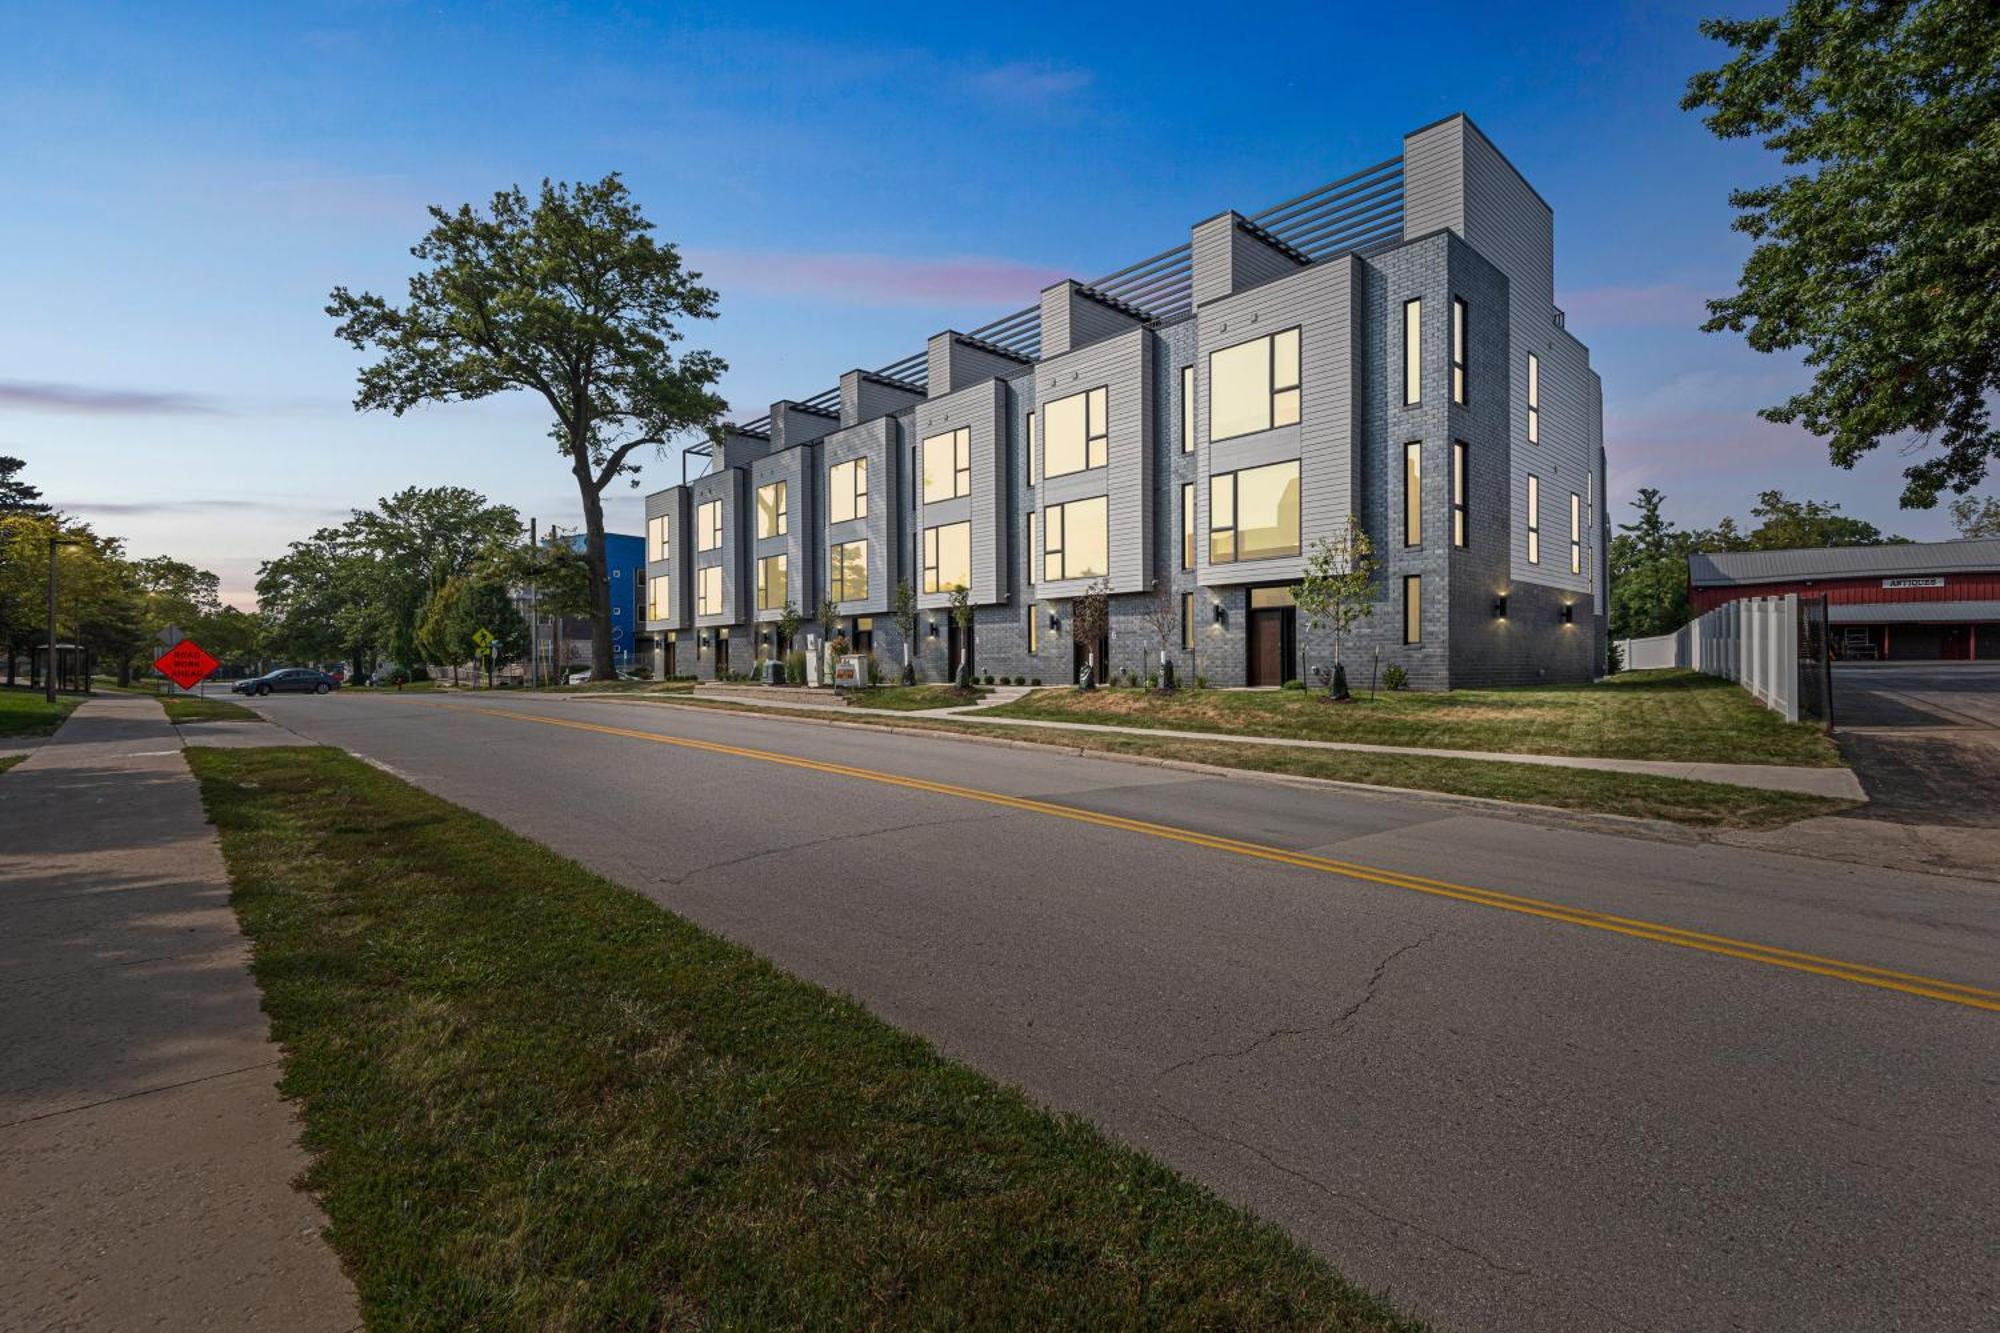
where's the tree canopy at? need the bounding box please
[1683,0,2000,507]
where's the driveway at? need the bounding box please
[1834,663,2000,826]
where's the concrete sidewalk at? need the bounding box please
[0,696,356,1331]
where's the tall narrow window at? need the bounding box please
[922,427,971,503]
[1403,575,1422,645]
[921,522,971,595]
[1207,328,1301,442]
[755,553,787,611]
[1403,442,1423,547]
[1451,441,1468,549]
[1526,474,1542,565]
[1181,365,1195,452]
[1181,592,1195,650]
[756,480,787,539]
[696,499,722,552]
[1026,511,1037,586]
[1402,298,1422,406]
[1180,482,1195,570]
[647,575,668,620]
[829,458,868,523]
[829,539,869,602]
[1527,352,1541,444]
[1451,297,1468,405]
[1027,413,1038,486]
[1044,386,1109,477]
[647,514,670,561]
[697,564,722,616]
[1028,602,1039,655]
[1569,493,1582,575]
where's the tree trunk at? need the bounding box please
[577,471,615,682]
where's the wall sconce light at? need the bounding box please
[927,618,938,638]
[1492,595,1508,620]
[1213,603,1227,627]
[1560,603,1574,625]
[1048,612,1060,632]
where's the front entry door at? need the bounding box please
[1248,611,1286,685]
[1073,630,1109,685]
[947,618,975,680]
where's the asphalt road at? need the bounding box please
[1836,663,2000,829]
[239,690,1999,1333]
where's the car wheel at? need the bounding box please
[256,683,270,696]
[315,682,330,694]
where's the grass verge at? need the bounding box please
[0,685,79,738]
[617,696,1849,830]
[845,683,986,711]
[189,744,1419,1331]
[0,754,25,775]
[983,669,1840,767]
[161,695,263,723]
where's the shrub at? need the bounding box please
[1383,664,1409,691]
[784,650,806,684]
[1030,677,1042,686]
[1281,678,1305,690]
[1606,640,1625,675]
[983,673,995,685]
[1145,674,1158,689]
[866,654,883,685]
[1195,674,1208,689]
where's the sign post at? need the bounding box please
[471,627,495,689]
[153,639,220,693]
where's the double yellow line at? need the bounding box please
[472,704,2000,1014]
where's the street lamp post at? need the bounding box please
[45,534,80,705]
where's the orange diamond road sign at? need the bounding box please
[154,639,220,691]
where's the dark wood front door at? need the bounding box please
[1072,630,1109,685]
[947,618,974,680]
[1248,609,1289,686]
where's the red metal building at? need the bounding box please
[1687,538,2000,661]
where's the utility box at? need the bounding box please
[758,659,783,685]
[834,654,870,689]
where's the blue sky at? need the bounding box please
[1,0,1963,605]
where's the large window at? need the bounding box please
[1208,327,1300,442]
[1452,441,1468,549]
[1042,496,1108,581]
[755,553,787,612]
[1526,474,1542,565]
[1527,352,1541,444]
[697,564,723,617]
[647,574,668,621]
[1451,297,1468,405]
[1180,482,1195,570]
[922,427,971,503]
[1403,441,1423,547]
[922,521,972,595]
[755,481,787,539]
[1403,575,1422,645]
[1402,298,1422,406]
[829,457,868,524]
[829,539,868,603]
[647,514,670,561]
[1044,386,1108,477]
[1181,365,1195,452]
[1570,492,1582,575]
[696,499,722,552]
[1209,461,1301,564]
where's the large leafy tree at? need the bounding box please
[1740,489,1903,548]
[1949,494,2000,538]
[1609,489,1696,641]
[1683,1,2000,507]
[0,456,51,516]
[329,176,727,679]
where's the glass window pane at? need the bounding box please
[1065,497,1108,578]
[1045,392,1088,477]
[1209,335,1271,441]
[1271,385,1300,429]
[1181,366,1194,452]
[1087,387,1107,437]
[939,522,971,592]
[1404,575,1422,645]
[1403,299,1422,405]
[854,457,867,517]
[922,430,958,503]
[1235,462,1301,560]
[1181,483,1195,570]
[1404,442,1422,547]
[1043,505,1062,583]
[1272,327,1300,389]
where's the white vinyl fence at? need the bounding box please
[1618,594,1801,722]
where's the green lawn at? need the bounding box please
[0,685,79,738]
[161,695,263,723]
[846,683,986,711]
[188,744,1417,1332]
[983,669,1839,767]
[0,754,25,775]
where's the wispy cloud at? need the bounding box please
[968,60,1093,107]
[0,379,225,416]
[1559,283,1718,330]
[57,497,347,519]
[691,250,1068,307]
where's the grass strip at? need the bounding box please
[0,685,79,738]
[844,683,987,711]
[189,745,1421,1332]
[161,695,264,723]
[0,754,25,774]
[982,670,1840,768]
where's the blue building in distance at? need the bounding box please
[536,531,649,675]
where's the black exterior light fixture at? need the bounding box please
[1492,594,1508,620]
[1047,611,1060,632]
[1213,602,1227,627]
[927,618,938,638]
[1560,603,1574,625]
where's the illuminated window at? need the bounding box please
[647,574,668,620]
[829,539,868,603]
[829,458,868,524]
[1027,413,1037,486]
[1042,496,1109,581]
[1181,365,1195,452]
[1527,474,1541,565]
[1403,575,1422,645]
[1403,441,1423,547]
[922,521,972,595]
[1180,482,1195,571]
[1026,510,1036,586]
[1527,352,1541,444]
[922,427,971,503]
[1028,602,1039,655]
[696,500,722,552]
[1209,461,1301,564]
[1403,298,1422,406]
[1570,492,1582,575]
[1451,297,1468,405]
[697,564,722,616]
[1181,592,1195,651]
[1452,441,1468,549]
[1207,327,1300,442]
[1044,386,1108,478]
[755,553,787,611]
[646,514,670,561]
[756,481,787,539]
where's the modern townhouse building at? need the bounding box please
[644,114,1608,689]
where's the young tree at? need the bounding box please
[1070,578,1110,691]
[947,583,973,690]
[328,175,727,680]
[1292,515,1376,700]
[890,577,918,684]
[1683,1,2000,507]
[458,578,529,686]
[1949,494,2000,539]
[777,598,802,654]
[1141,581,1180,689]
[1608,488,1694,641]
